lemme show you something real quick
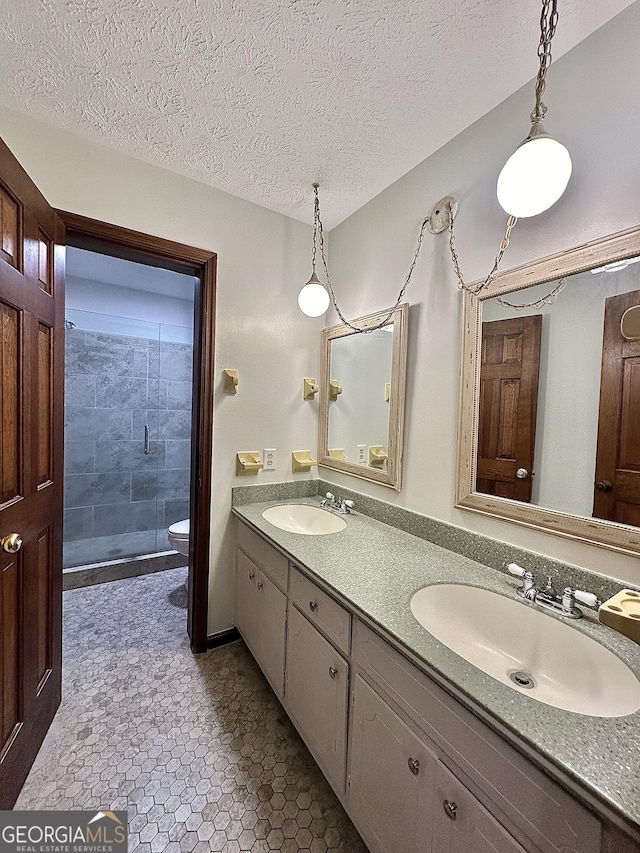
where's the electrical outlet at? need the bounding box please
[263,448,276,471]
[356,445,366,464]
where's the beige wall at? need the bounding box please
[323,2,640,587]
[0,111,322,634]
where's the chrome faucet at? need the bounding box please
[320,492,338,509]
[507,563,599,619]
[320,492,354,514]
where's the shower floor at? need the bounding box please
[63,527,175,569]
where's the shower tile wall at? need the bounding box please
[64,330,192,568]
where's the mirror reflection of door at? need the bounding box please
[593,288,640,525]
[476,316,542,501]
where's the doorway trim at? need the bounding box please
[57,211,216,653]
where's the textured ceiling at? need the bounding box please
[0,0,633,228]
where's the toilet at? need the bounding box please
[168,519,190,557]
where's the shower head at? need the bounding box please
[65,320,76,331]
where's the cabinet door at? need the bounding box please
[286,605,348,791]
[349,675,435,853]
[256,571,287,697]
[235,550,258,651]
[433,761,526,853]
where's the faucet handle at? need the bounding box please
[325,492,335,501]
[574,589,598,608]
[562,587,598,612]
[343,499,354,509]
[507,563,535,597]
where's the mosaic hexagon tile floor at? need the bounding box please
[16,567,368,853]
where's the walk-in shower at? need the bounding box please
[63,248,197,581]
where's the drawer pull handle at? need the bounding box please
[407,758,420,776]
[257,581,263,590]
[443,800,457,821]
[248,572,255,580]
[309,601,318,612]
[329,667,338,679]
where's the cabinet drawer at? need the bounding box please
[354,620,601,853]
[237,521,288,591]
[290,566,351,654]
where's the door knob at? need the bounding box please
[1,533,23,553]
[516,468,529,480]
[596,480,612,492]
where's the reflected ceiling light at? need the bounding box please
[497,0,571,217]
[591,256,640,275]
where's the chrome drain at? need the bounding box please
[509,670,536,689]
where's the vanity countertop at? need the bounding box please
[232,496,640,836]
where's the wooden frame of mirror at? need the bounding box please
[318,303,408,490]
[457,223,640,556]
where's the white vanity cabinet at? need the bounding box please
[234,519,635,853]
[285,603,349,792]
[235,544,287,696]
[433,762,526,853]
[349,675,436,853]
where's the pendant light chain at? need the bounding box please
[445,0,564,306]
[495,276,566,310]
[448,210,518,296]
[314,183,428,333]
[532,0,559,124]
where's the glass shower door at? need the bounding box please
[157,320,194,543]
[63,309,162,567]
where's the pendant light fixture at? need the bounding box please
[298,184,429,332]
[298,183,331,317]
[298,0,571,319]
[496,0,572,217]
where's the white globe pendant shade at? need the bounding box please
[497,135,572,218]
[298,271,330,317]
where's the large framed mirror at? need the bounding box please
[318,304,408,490]
[457,225,640,555]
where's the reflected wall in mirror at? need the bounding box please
[319,304,408,490]
[457,225,640,555]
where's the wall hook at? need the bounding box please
[329,380,342,401]
[303,378,319,400]
[223,369,239,395]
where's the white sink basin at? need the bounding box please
[262,504,347,535]
[410,583,640,717]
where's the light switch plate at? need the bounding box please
[263,448,276,471]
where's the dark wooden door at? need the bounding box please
[594,288,640,526]
[0,138,64,807]
[476,316,542,502]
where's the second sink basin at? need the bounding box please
[262,504,347,535]
[410,583,640,717]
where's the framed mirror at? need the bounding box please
[318,304,408,490]
[457,225,640,555]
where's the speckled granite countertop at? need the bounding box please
[232,497,640,836]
